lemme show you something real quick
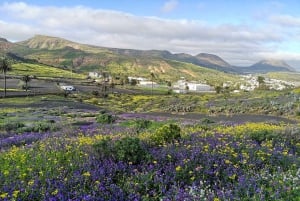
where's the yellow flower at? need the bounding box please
[214,198,220,201]
[3,170,9,176]
[52,189,58,195]
[153,160,157,164]
[13,190,20,198]
[225,159,231,164]
[28,180,34,186]
[229,174,236,180]
[82,172,91,177]
[175,166,182,171]
[0,193,8,199]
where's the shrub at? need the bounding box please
[93,137,113,159]
[18,121,57,133]
[93,137,150,164]
[96,113,116,124]
[1,122,25,132]
[248,130,281,144]
[113,137,149,164]
[150,124,181,145]
[134,119,152,132]
[92,90,99,96]
[201,118,215,124]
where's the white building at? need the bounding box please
[128,77,147,83]
[88,72,102,78]
[173,79,213,93]
[239,75,295,91]
[138,80,159,87]
[188,82,213,91]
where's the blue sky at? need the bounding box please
[0,0,300,67]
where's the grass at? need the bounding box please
[267,72,300,83]
[8,63,85,79]
[0,95,65,105]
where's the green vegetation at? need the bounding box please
[9,63,85,79]
[96,112,116,124]
[0,57,11,97]
[113,137,149,164]
[150,123,181,145]
[267,71,300,83]
[1,35,300,200]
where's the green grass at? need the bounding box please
[0,95,65,105]
[267,72,300,83]
[9,63,85,79]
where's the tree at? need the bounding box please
[21,75,31,91]
[0,58,11,98]
[257,76,268,90]
[166,81,172,88]
[150,72,155,96]
[130,79,137,86]
[257,76,265,86]
[215,86,222,94]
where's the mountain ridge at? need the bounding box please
[1,35,296,74]
[239,59,295,73]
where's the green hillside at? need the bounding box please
[6,35,240,85]
[8,63,85,79]
[266,72,300,83]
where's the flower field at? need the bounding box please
[0,117,299,201]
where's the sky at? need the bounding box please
[0,0,300,68]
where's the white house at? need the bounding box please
[138,80,159,87]
[128,77,147,83]
[88,72,102,78]
[173,79,214,93]
[187,82,213,91]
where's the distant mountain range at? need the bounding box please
[0,35,296,77]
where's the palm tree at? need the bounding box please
[21,75,31,91]
[0,58,11,98]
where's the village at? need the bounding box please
[62,71,295,94]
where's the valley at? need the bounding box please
[0,35,300,200]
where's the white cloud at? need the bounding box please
[0,2,300,68]
[161,0,178,13]
[1,2,42,19]
[270,14,300,27]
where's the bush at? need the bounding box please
[201,118,215,124]
[18,121,57,133]
[114,137,148,164]
[93,137,150,164]
[134,119,152,132]
[93,137,113,159]
[92,90,99,96]
[150,124,181,145]
[248,130,281,144]
[96,113,116,124]
[1,122,25,132]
